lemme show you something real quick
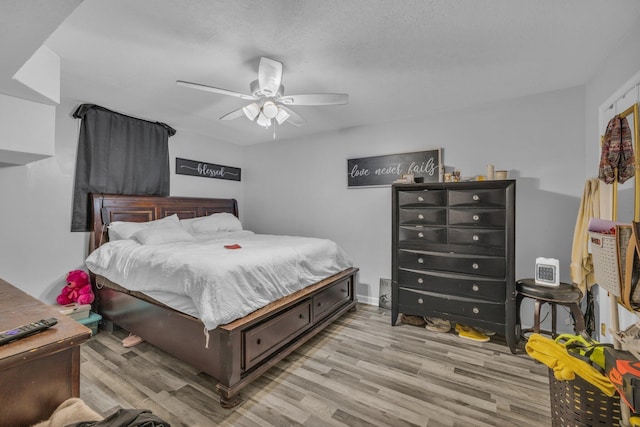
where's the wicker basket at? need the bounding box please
[590,226,632,297]
[548,369,621,427]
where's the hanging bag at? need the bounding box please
[622,221,640,311]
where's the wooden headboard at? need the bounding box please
[89,193,239,252]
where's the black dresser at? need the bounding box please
[391,180,517,353]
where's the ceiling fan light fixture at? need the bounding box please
[262,100,279,119]
[275,107,290,125]
[242,103,260,121]
[256,112,271,127]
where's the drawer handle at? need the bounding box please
[418,258,424,264]
[417,298,424,304]
[418,214,424,220]
[472,235,479,241]
[472,284,479,292]
[473,194,480,201]
[472,307,479,314]
[418,277,424,284]
[418,196,424,202]
[473,214,480,221]
[472,263,479,269]
[340,288,347,293]
[299,313,305,319]
[256,338,262,345]
[418,232,424,238]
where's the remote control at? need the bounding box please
[0,318,58,346]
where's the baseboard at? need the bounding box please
[356,295,378,306]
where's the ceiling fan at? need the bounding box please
[176,57,348,128]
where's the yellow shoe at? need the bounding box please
[455,324,490,343]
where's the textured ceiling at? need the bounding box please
[6,0,640,145]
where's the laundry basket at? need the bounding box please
[548,369,621,427]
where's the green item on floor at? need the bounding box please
[555,333,612,370]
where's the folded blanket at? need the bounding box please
[30,398,103,427]
[525,333,616,396]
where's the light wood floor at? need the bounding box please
[79,304,552,427]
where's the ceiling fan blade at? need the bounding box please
[219,107,246,121]
[258,57,283,97]
[279,93,349,106]
[176,80,254,100]
[279,106,306,127]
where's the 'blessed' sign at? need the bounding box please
[176,157,241,182]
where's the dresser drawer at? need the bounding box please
[398,250,505,277]
[313,276,352,322]
[398,226,446,245]
[448,189,505,207]
[244,301,312,369]
[397,287,505,323]
[398,208,446,226]
[448,208,505,227]
[398,190,446,207]
[397,269,506,302]
[448,228,505,247]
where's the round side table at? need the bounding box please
[516,278,585,338]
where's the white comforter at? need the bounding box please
[85,231,353,330]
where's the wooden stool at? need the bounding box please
[516,278,585,338]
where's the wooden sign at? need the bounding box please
[347,149,442,187]
[176,157,241,181]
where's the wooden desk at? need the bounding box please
[0,278,91,427]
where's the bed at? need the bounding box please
[86,193,358,408]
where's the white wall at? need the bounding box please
[0,98,244,301]
[243,86,586,318]
[0,98,87,300]
[169,128,245,221]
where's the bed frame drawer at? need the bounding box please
[313,276,352,322]
[243,301,312,370]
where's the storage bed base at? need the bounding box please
[95,268,358,407]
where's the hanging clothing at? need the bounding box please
[570,178,600,296]
[599,115,634,184]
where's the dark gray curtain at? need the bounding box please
[71,104,176,231]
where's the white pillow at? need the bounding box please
[181,212,242,234]
[131,225,196,245]
[108,214,180,241]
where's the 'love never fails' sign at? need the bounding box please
[347,149,442,187]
